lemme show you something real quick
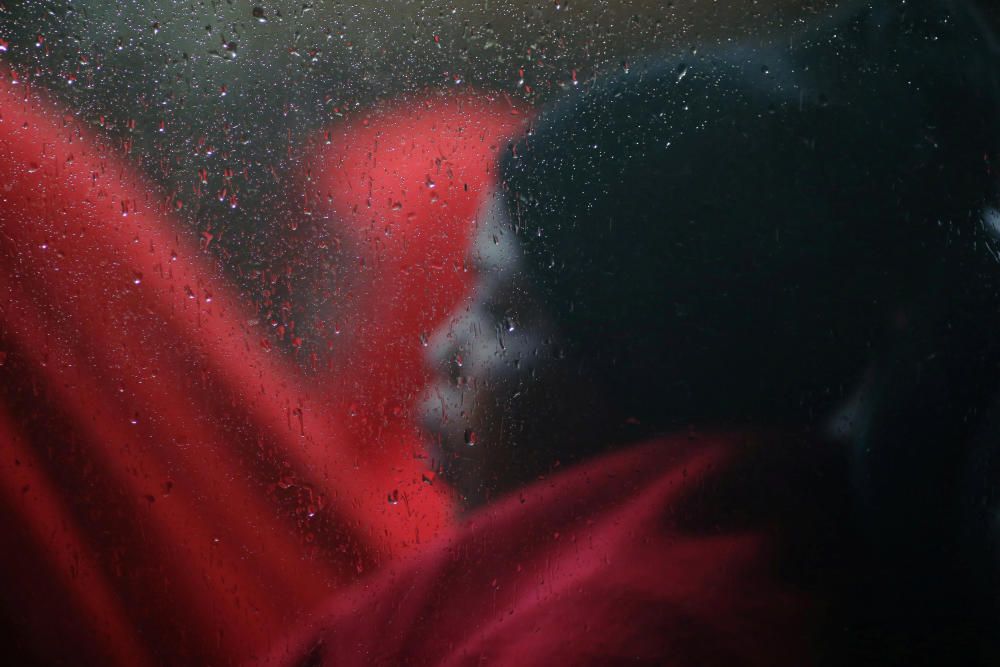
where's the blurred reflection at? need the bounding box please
[1,1,1000,666]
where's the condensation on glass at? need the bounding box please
[1,2,999,666]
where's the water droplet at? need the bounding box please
[675,63,688,82]
[464,428,477,446]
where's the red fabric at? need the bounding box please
[262,435,809,667]
[0,78,806,666]
[0,79,522,665]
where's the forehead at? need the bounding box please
[470,188,524,284]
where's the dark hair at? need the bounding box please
[501,0,1000,660]
[502,0,1000,434]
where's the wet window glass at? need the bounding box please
[1,1,999,665]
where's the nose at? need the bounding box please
[425,189,524,371]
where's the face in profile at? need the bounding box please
[420,189,574,505]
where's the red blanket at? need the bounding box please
[0,78,805,665]
[263,435,808,667]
